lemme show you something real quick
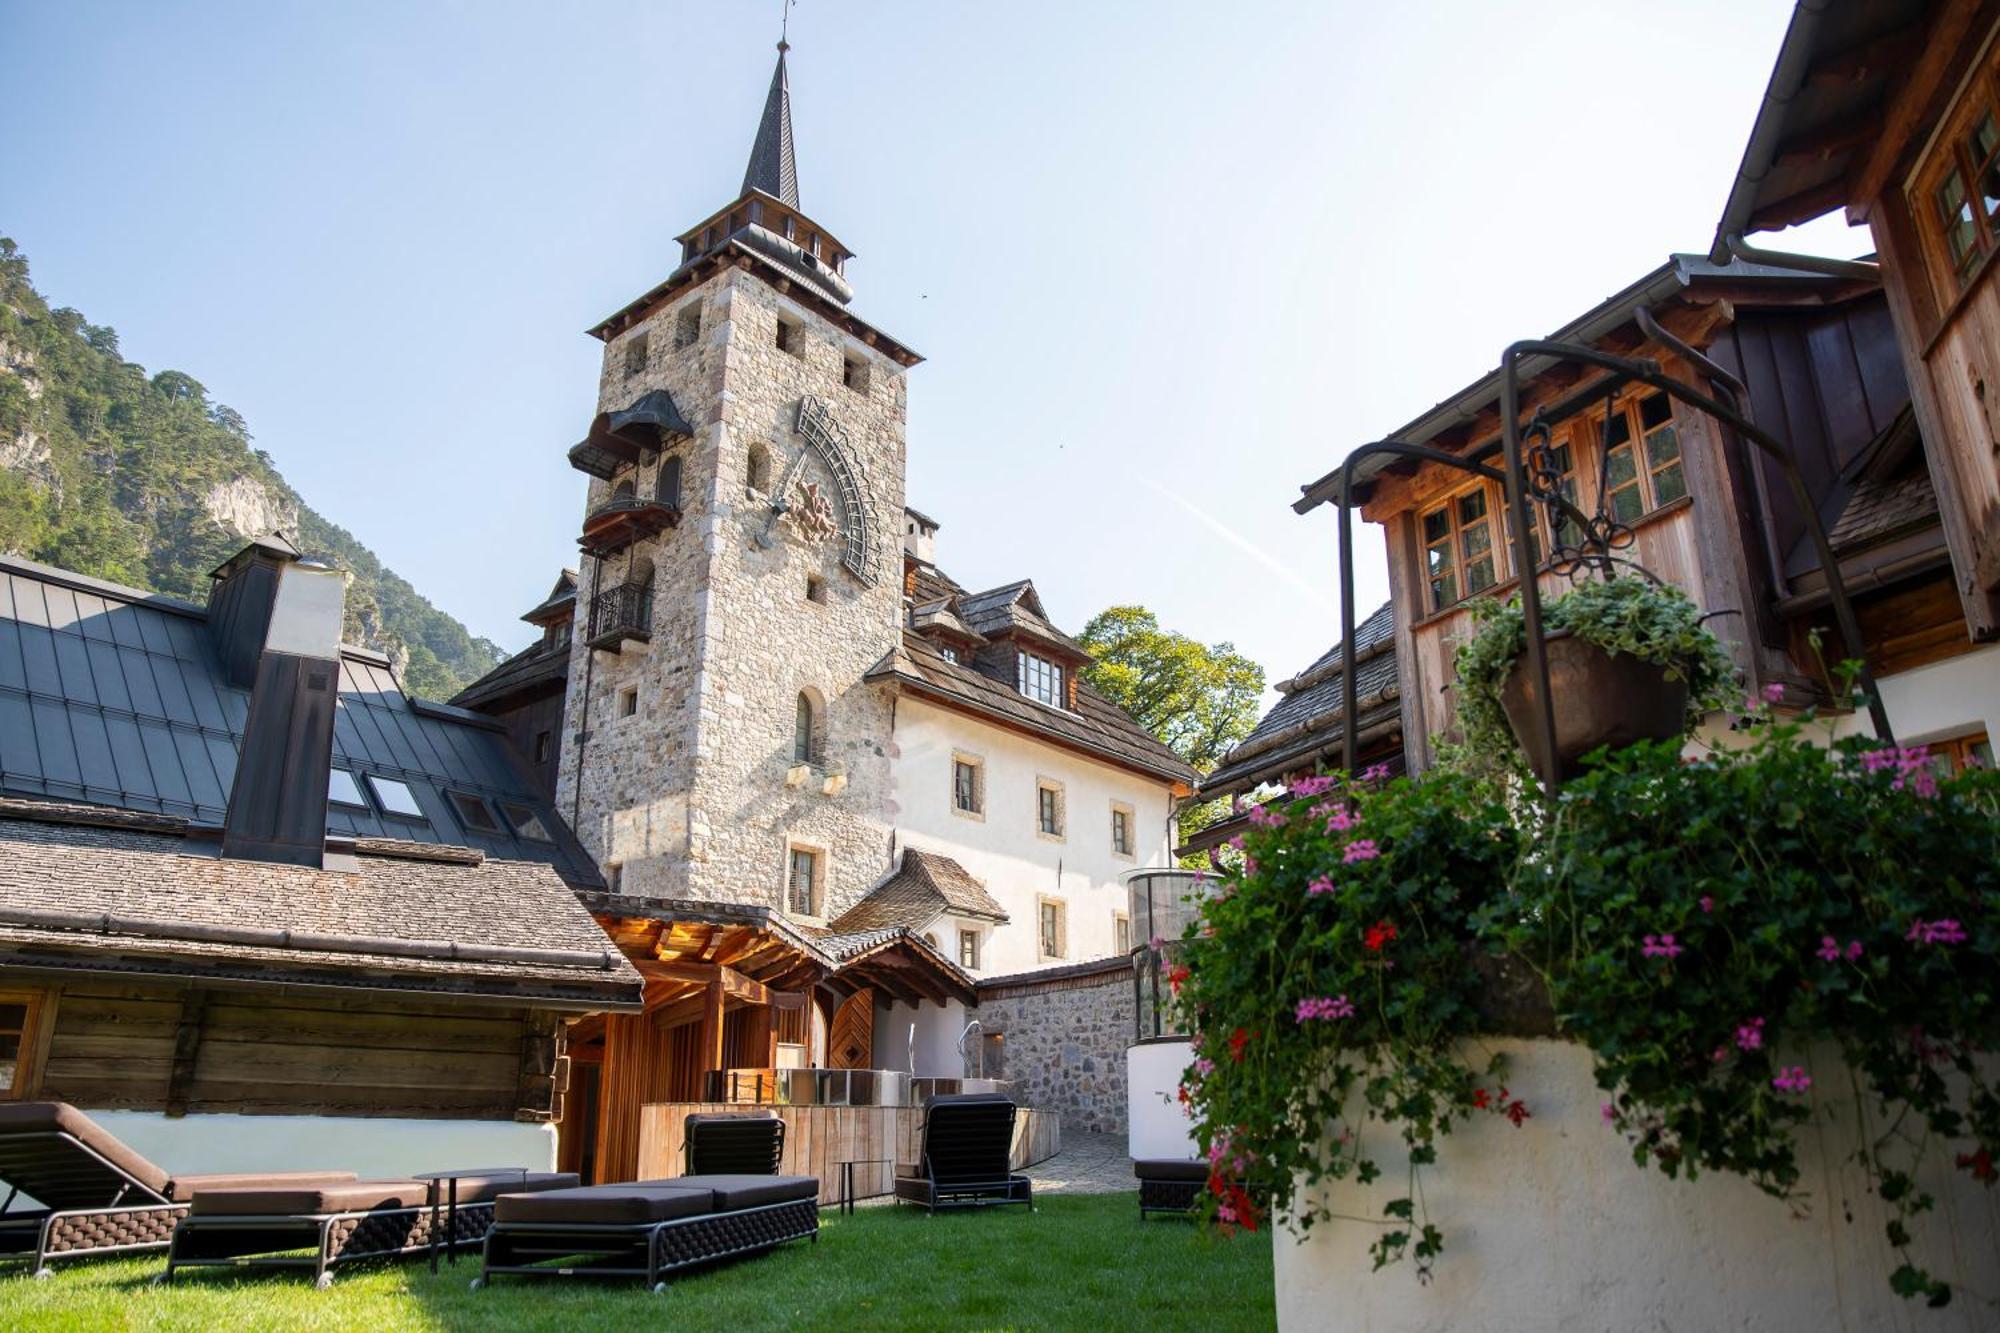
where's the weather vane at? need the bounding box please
[779,0,793,51]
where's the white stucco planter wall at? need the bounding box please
[85,1111,556,1180]
[1128,1038,1197,1161]
[1276,1039,2000,1332]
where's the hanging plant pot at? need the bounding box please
[1498,629,1688,784]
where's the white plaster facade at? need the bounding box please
[891,695,1173,977]
[1275,1039,2000,1333]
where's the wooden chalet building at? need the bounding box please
[1181,602,1404,860]
[0,538,643,1174]
[1713,0,2000,672]
[1296,251,1994,771]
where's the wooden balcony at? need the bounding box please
[579,491,680,559]
[586,582,654,651]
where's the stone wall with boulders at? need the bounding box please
[977,958,1135,1136]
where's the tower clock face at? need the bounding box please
[758,394,880,586]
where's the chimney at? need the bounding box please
[221,558,347,868]
[903,507,939,566]
[207,532,303,688]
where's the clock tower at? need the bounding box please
[555,41,922,919]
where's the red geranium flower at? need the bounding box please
[1470,1087,1490,1110]
[1958,1148,1997,1184]
[1364,920,1398,952]
[1228,1027,1252,1062]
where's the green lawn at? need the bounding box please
[0,1194,1273,1332]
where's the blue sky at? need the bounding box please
[2,0,1861,693]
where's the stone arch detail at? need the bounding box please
[793,394,880,585]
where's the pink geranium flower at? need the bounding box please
[1306,875,1335,897]
[1640,933,1683,960]
[1734,1017,1764,1052]
[1772,1066,1812,1095]
[1294,995,1356,1023]
[1342,839,1380,864]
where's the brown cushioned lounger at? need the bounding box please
[476,1173,819,1293]
[0,1101,355,1276]
[166,1171,578,1288]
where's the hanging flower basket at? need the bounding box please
[1498,629,1688,784]
[1454,577,1737,780]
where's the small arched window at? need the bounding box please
[612,477,636,504]
[793,689,823,765]
[747,444,772,496]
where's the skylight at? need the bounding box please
[366,775,427,820]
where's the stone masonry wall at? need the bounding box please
[977,961,1134,1135]
[557,258,912,920]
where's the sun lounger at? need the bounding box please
[681,1111,785,1175]
[163,1170,578,1288]
[892,1093,1033,1213]
[1133,1159,1207,1217]
[0,1101,357,1276]
[475,1172,819,1292]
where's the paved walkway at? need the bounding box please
[1023,1127,1134,1195]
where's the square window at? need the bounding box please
[787,847,819,916]
[938,646,958,664]
[958,929,981,971]
[447,791,500,833]
[775,318,799,356]
[618,686,639,718]
[842,356,869,393]
[328,768,368,809]
[367,775,426,820]
[953,757,983,815]
[498,800,553,842]
[623,331,649,377]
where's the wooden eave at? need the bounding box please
[886,672,1196,789]
[585,245,922,367]
[673,190,855,267]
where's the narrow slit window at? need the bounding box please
[788,847,818,916]
[1037,782,1064,838]
[1039,900,1065,959]
[958,929,981,970]
[953,757,982,815]
[1111,804,1133,856]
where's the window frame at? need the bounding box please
[446,790,501,834]
[1931,729,1993,775]
[1909,41,2000,306]
[327,767,369,810]
[951,752,985,820]
[365,774,427,820]
[617,686,639,719]
[0,987,54,1101]
[1035,778,1066,841]
[1109,801,1135,858]
[1017,651,1064,707]
[1420,480,1504,613]
[958,928,981,971]
[1037,896,1067,962]
[785,843,825,919]
[497,800,554,843]
[1112,910,1132,956]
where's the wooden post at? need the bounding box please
[164,988,209,1118]
[700,979,725,1083]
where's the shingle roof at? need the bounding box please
[0,800,642,1008]
[448,637,570,712]
[1827,470,1937,553]
[1203,603,1401,794]
[0,556,597,886]
[741,47,800,209]
[868,631,1196,785]
[831,847,1008,933]
[954,580,1089,658]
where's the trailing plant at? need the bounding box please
[1451,575,1738,767]
[1503,709,2000,1306]
[1179,693,1999,1303]
[1173,766,1524,1276]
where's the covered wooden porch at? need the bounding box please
[557,898,977,1184]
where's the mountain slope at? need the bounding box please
[0,237,503,698]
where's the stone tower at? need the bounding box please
[555,42,922,921]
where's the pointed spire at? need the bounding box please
[741,43,799,208]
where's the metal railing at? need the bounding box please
[587,582,653,644]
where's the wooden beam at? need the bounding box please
[1773,110,1881,168]
[1805,24,1923,88]
[1846,0,1988,221]
[164,988,209,1119]
[699,979,725,1071]
[768,989,809,1012]
[650,993,708,1031]
[640,958,774,1007]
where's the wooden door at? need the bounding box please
[827,989,874,1069]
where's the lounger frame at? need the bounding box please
[164,1199,494,1289]
[0,1128,180,1276]
[476,1196,819,1292]
[1136,1175,1203,1218]
[891,1095,1034,1214]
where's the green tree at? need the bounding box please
[1078,606,1266,864]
